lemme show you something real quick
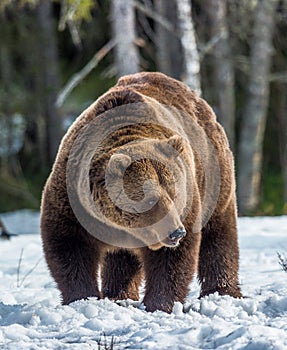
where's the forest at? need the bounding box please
[0,0,286,216]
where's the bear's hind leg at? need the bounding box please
[42,218,101,305]
[198,204,242,298]
[101,250,143,301]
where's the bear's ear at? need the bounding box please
[159,135,185,157]
[108,153,131,176]
[167,135,185,154]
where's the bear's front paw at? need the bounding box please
[143,296,174,313]
[200,285,242,299]
[62,288,101,305]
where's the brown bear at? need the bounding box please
[41,72,242,313]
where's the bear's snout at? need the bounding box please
[169,227,187,241]
[159,226,187,248]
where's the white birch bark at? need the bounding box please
[175,0,201,94]
[111,0,140,78]
[238,0,279,214]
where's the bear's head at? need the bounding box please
[92,134,192,250]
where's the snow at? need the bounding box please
[0,210,287,349]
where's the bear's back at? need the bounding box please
[115,72,216,125]
[112,72,229,155]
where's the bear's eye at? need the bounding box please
[148,197,158,206]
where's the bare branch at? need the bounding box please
[67,20,83,50]
[56,39,116,108]
[16,247,43,287]
[137,8,156,43]
[133,0,176,34]
[19,257,43,287]
[58,0,69,31]
[199,31,227,60]
[58,0,84,49]
[17,248,24,287]
[269,71,287,82]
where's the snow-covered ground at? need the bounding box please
[0,210,287,349]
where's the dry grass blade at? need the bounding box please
[277,252,287,273]
[96,334,116,350]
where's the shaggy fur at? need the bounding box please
[41,72,242,313]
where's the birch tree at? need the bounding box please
[238,0,279,214]
[204,0,235,149]
[111,0,140,78]
[155,0,182,79]
[175,0,201,94]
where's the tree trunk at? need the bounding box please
[203,0,235,150]
[277,88,287,206]
[238,0,278,214]
[111,0,140,78]
[0,45,12,176]
[175,0,201,94]
[36,0,62,165]
[284,126,287,207]
[155,0,182,80]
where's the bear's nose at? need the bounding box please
[169,227,187,241]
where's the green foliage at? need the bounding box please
[56,0,96,28]
[260,171,285,216]
[1,0,96,19]
[66,0,95,22]
[0,174,42,212]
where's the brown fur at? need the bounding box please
[41,72,241,313]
